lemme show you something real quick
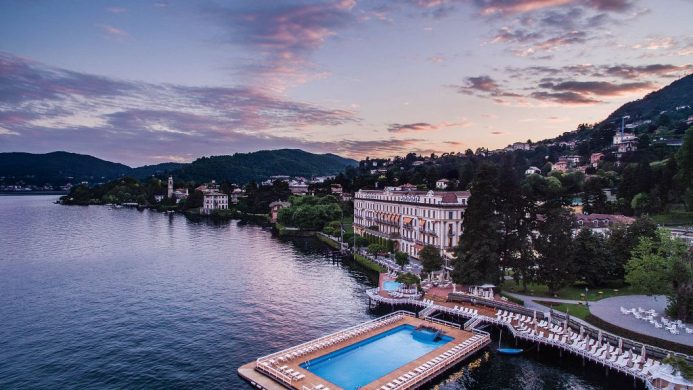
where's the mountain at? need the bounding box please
[131,162,186,178]
[539,74,693,151]
[0,151,131,185]
[606,74,693,123]
[174,149,357,184]
[0,149,357,187]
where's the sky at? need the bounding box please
[0,0,691,166]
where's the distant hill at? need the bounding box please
[0,149,356,186]
[175,149,357,184]
[538,73,693,151]
[606,74,693,123]
[131,162,186,178]
[0,151,131,185]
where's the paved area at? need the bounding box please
[590,295,693,346]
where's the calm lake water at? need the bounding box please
[0,196,637,389]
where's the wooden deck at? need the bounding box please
[241,314,486,390]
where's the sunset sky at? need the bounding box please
[1,0,691,166]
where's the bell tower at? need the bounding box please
[167,176,173,198]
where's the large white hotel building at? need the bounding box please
[353,186,470,260]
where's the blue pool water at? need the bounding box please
[300,324,452,390]
[382,281,402,291]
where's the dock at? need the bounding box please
[366,287,693,390]
[238,311,490,390]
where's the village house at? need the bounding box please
[525,166,541,175]
[201,191,228,214]
[269,201,290,223]
[435,179,450,190]
[551,159,570,172]
[573,213,635,235]
[590,152,605,167]
[330,184,343,195]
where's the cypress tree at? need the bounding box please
[453,163,502,285]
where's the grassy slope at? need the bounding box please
[502,280,641,301]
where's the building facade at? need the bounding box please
[202,192,228,214]
[353,187,470,260]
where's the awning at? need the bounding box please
[419,219,426,228]
[415,244,424,251]
[403,217,413,224]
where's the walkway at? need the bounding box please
[506,293,693,347]
[590,295,693,347]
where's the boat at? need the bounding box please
[496,329,523,355]
[497,348,524,355]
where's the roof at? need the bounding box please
[575,213,635,226]
[441,193,458,203]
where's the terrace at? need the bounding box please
[238,311,490,390]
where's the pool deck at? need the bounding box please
[238,313,489,390]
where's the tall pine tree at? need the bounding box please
[453,163,502,285]
[535,206,577,295]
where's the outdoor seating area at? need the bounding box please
[378,334,488,390]
[621,306,693,335]
[494,308,666,380]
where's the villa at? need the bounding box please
[353,186,469,262]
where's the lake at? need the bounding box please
[0,196,637,389]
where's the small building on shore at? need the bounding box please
[202,191,228,214]
[269,201,290,222]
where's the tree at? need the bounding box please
[573,228,610,287]
[606,218,657,281]
[394,251,409,270]
[676,127,693,210]
[631,192,650,216]
[419,245,443,278]
[395,272,420,289]
[454,163,501,285]
[534,207,577,296]
[626,229,691,321]
[367,243,386,256]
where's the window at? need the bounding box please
[449,211,453,219]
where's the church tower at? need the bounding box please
[167,176,173,198]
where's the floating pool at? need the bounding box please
[300,324,452,390]
[382,281,402,291]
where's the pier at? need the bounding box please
[238,311,490,390]
[366,287,693,390]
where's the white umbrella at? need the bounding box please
[533,310,537,324]
[597,330,602,346]
[618,338,623,353]
[579,325,584,337]
[641,345,647,361]
[453,284,457,293]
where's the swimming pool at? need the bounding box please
[382,281,402,291]
[300,324,452,390]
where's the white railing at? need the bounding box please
[386,334,491,389]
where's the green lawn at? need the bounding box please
[502,280,640,301]
[536,301,591,320]
[650,211,693,226]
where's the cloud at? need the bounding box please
[539,80,656,96]
[506,63,692,81]
[490,131,504,135]
[202,1,356,90]
[96,24,129,40]
[530,91,601,104]
[472,0,633,15]
[387,120,471,133]
[451,76,522,102]
[0,52,358,165]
